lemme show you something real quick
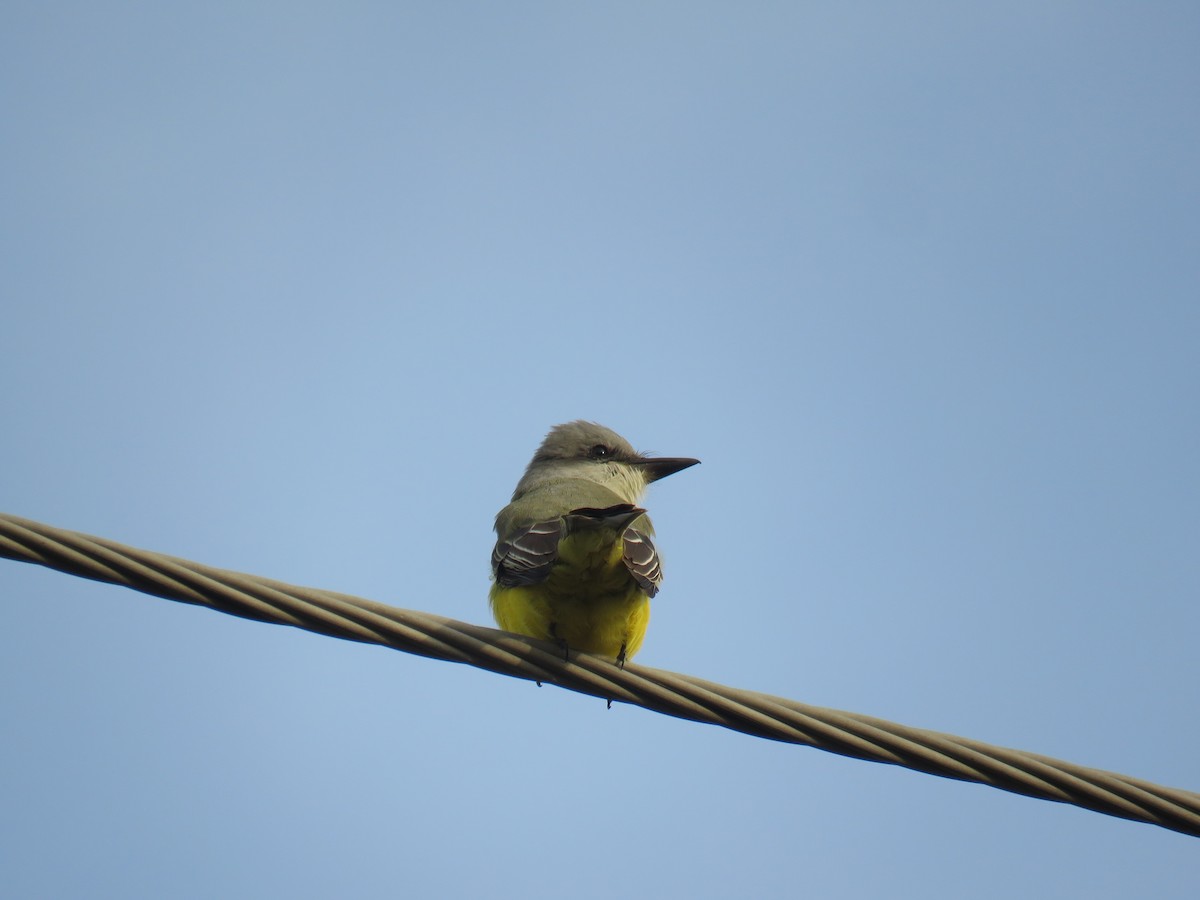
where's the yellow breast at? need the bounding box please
[490,528,651,661]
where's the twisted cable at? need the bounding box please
[2,512,1197,838]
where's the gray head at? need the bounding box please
[529,421,638,466]
[512,420,699,501]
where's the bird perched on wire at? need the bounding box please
[489,421,698,666]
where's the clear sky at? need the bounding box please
[2,3,1198,897]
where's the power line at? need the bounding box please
[2,511,1196,837]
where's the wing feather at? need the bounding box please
[491,518,564,586]
[622,527,662,597]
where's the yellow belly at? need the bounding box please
[489,528,651,661]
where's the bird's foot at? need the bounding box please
[549,623,569,661]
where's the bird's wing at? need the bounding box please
[491,518,564,586]
[622,527,662,597]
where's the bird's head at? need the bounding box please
[514,420,699,502]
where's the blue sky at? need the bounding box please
[2,3,1198,897]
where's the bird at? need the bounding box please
[489,421,698,665]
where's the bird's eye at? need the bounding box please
[587,444,612,460]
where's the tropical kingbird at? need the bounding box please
[489,421,698,665]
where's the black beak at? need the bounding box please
[631,456,701,483]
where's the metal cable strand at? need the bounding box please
[2,512,1197,838]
